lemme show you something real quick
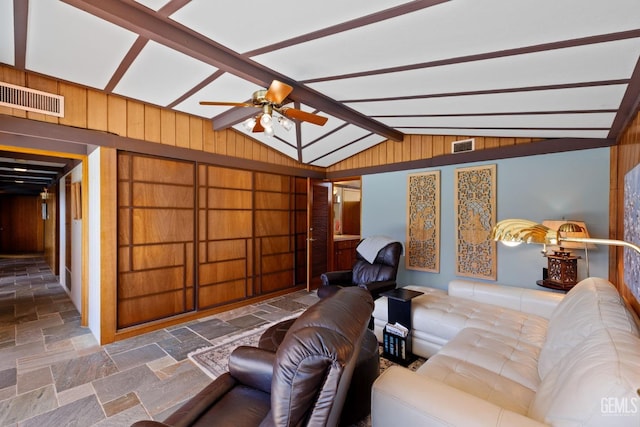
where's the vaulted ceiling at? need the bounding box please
[1,0,640,168]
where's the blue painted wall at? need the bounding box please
[361,148,610,291]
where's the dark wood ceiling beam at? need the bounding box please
[343,79,629,103]
[608,56,640,140]
[61,0,404,141]
[13,0,28,69]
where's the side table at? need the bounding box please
[380,288,423,366]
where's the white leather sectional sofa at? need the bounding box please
[371,277,640,426]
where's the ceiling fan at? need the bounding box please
[200,80,328,136]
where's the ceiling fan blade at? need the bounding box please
[199,101,254,107]
[280,107,328,126]
[252,114,264,132]
[264,80,293,105]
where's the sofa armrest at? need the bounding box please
[448,279,563,319]
[372,366,548,427]
[320,270,353,286]
[228,346,276,394]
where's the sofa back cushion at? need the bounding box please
[448,279,563,319]
[529,327,640,426]
[538,277,639,379]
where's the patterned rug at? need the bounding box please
[190,318,425,379]
[189,315,298,379]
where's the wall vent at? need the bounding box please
[452,138,474,154]
[0,81,64,117]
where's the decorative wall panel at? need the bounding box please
[454,164,497,280]
[624,162,640,301]
[406,171,440,272]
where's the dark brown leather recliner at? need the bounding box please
[131,287,374,427]
[318,241,402,300]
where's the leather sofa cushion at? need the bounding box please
[538,277,640,379]
[417,353,536,415]
[530,327,640,426]
[374,285,549,348]
[435,327,542,391]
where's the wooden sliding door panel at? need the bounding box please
[131,209,193,244]
[199,259,247,284]
[260,236,291,255]
[132,156,193,185]
[206,211,252,240]
[198,165,253,309]
[205,240,247,262]
[261,271,294,293]
[255,211,290,236]
[117,152,195,328]
[199,280,246,307]
[118,267,185,299]
[132,183,194,208]
[118,292,185,326]
[130,243,185,270]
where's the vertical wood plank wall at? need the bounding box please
[612,110,640,316]
[327,135,536,172]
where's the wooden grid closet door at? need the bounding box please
[117,153,195,328]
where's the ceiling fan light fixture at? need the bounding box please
[278,116,293,131]
[242,117,256,131]
[264,126,274,137]
[260,112,272,128]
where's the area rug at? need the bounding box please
[190,317,425,380]
[189,314,299,379]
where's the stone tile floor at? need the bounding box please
[0,257,318,426]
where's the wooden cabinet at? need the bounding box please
[333,238,359,270]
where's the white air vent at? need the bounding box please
[0,81,64,117]
[452,138,474,154]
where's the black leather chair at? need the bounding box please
[318,240,402,300]
[131,287,374,427]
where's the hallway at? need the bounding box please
[0,257,317,426]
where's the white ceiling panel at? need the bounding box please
[310,39,640,101]
[311,134,387,167]
[302,126,371,163]
[175,74,261,118]
[170,0,410,54]
[133,0,172,12]
[26,0,138,90]
[255,0,640,80]
[380,113,616,129]
[113,41,215,107]
[350,85,629,116]
[0,1,14,66]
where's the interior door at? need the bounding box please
[307,180,332,291]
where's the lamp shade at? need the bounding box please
[541,220,596,250]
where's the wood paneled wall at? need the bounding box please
[0,195,44,253]
[0,65,322,173]
[612,110,640,316]
[327,135,537,172]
